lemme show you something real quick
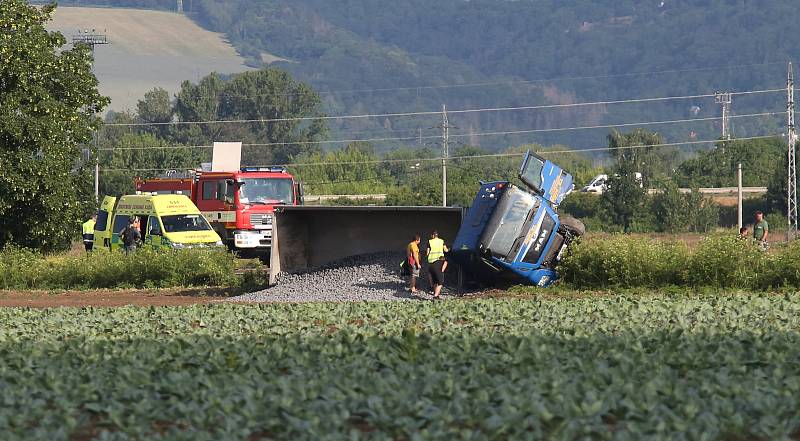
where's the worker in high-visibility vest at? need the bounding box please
[82,214,97,252]
[426,230,449,300]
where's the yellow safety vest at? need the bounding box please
[427,237,445,263]
[82,219,96,236]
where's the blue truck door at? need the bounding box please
[518,150,574,206]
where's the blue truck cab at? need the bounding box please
[451,151,585,287]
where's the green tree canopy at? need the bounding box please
[676,137,785,188]
[99,132,207,197]
[766,141,796,215]
[172,69,328,166]
[607,129,668,188]
[289,142,390,195]
[0,1,108,251]
[603,130,658,232]
[137,87,173,124]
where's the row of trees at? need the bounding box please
[565,130,792,233]
[98,68,328,197]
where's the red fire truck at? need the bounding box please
[136,167,303,258]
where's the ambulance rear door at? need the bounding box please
[93,196,117,250]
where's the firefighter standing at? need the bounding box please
[82,214,97,252]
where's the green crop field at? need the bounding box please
[3,294,800,440]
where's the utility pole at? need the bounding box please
[72,29,109,202]
[787,62,798,241]
[715,91,732,142]
[737,163,743,230]
[440,104,450,207]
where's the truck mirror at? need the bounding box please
[224,179,235,204]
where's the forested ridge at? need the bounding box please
[51,0,797,151]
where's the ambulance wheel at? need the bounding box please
[559,216,585,237]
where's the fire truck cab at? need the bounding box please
[136,167,303,258]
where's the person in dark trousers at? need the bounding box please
[120,216,141,255]
[426,230,449,300]
[406,234,422,294]
[82,214,97,252]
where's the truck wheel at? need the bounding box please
[559,215,585,237]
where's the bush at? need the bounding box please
[560,192,604,219]
[764,212,788,233]
[685,235,763,289]
[560,193,656,233]
[558,235,687,288]
[0,247,238,290]
[761,241,800,289]
[558,233,800,291]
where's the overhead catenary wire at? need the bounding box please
[97,111,786,151]
[102,88,784,127]
[97,134,782,172]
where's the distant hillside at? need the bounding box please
[46,6,253,112]
[51,1,797,153]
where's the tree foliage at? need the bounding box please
[92,69,328,199]
[172,69,327,165]
[0,1,108,251]
[289,142,390,195]
[607,129,668,188]
[603,158,647,233]
[765,141,797,216]
[137,87,173,125]
[652,183,719,233]
[601,130,664,232]
[676,137,785,188]
[99,132,207,197]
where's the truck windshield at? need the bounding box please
[161,214,212,233]
[239,178,293,204]
[480,188,537,260]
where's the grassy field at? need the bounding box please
[46,6,256,112]
[3,293,800,440]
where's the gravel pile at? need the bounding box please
[228,252,461,303]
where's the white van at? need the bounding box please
[581,173,642,194]
[582,174,609,193]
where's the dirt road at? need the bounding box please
[0,288,235,308]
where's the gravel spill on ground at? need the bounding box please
[228,252,463,303]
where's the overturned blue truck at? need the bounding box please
[267,150,583,288]
[450,151,585,287]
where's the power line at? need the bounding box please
[97,134,782,172]
[102,88,784,127]
[536,134,781,155]
[97,111,785,151]
[449,111,783,139]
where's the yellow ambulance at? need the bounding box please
[93,194,223,251]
